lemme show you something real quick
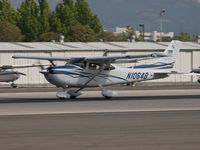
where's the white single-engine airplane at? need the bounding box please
[13,40,182,99]
[0,64,47,88]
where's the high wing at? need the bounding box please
[0,64,49,70]
[12,53,168,64]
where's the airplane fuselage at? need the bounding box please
[0,71,20,82]
[12,40,181,99]
[41,65,168,88]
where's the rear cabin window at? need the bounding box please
[104,65,115,71]
[89,63,101,70]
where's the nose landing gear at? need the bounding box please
[56,90,82,100]
[11,82,17,88]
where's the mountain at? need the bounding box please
[9,0,200,35]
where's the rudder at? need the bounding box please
[154,40,182,65]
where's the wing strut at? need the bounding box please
[67,64,107,98]
[77,64,107,92]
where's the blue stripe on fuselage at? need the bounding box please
[52,65,83,71]
[129,62,174,69]
[49,69,128,81]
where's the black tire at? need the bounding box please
[11,84,17,88]
[58,97,65,100]
[105,96,112,99]
[70,96,76,99]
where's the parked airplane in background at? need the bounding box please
[191,67,200,83]
[0,64,46,88]
[13,40,182,99]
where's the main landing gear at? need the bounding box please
[101,89,117,99]
[56,87,117,100]
[56,90,82,100]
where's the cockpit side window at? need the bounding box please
[80,61,87,69]
[66,62,86,69]
[89,63,101,70]
[104,65,115,71]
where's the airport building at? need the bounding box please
[105,27,174,41]
[135,31,174,41]
[0,41,200,86]
[105,27,127,36]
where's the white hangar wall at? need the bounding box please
[0,42,200,85]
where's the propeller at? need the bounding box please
[47,66,54,73]
[37,60,45,70]
[37,60,55,74]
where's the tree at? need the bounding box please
[38,32,61,42]
[0,22,24,42]
[67,24,97,42]
[55,2,77,34]
[89,15,102,33]
[0,0,19,25]
[121,25,136,41]
[75,0,102,33]
[192,33,197,42]
[17,0,41,41]
[38,0,50,34]
[179,32,191,41]
[63,0,76,12]
[49,12,67,35]
[96,31,119,42]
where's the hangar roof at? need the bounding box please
[0,41,199,51]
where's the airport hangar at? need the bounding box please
[0,41,200,86]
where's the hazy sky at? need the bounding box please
[10,0,200,35]
[86,0,200,35]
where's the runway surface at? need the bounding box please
[0,89,200,150]
[0,111,200,150]
[0,89,200,115]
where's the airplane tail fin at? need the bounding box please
[153,40,182,69]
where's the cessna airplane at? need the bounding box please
[13,40,182,99]
[0,64,46,88]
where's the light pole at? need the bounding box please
[160,9,165,42]
[139,24,145,41]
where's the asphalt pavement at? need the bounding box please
[0,111,200,150]
[0,89,200,150]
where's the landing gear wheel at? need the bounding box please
[101,89,116,99]
[105,96,112,99]
[70,96,76,99]
[11,83,17,88]
[58,97,65,100]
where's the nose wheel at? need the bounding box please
[56,90,82,100]
[104,96,112,99]
[70,96,76,99]
[11,82,17,88]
